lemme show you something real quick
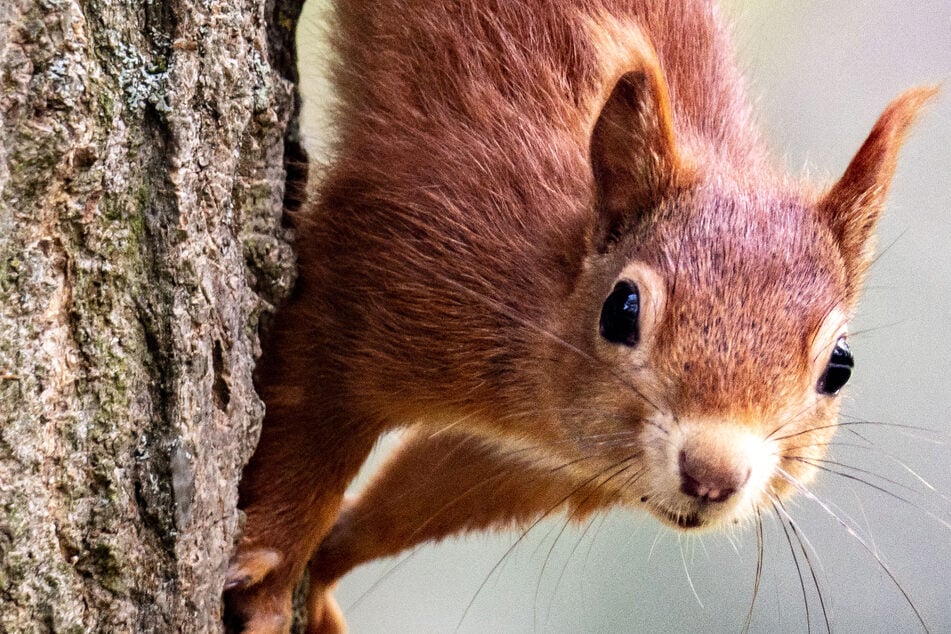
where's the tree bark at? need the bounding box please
[0,0,303,630]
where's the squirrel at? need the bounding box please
[223,0,936,632]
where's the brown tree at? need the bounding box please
[0,0,303,630]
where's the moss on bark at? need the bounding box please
[0,0,303,630]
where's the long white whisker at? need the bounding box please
[740,509,764,634]
[786,456,951,532]
[770,498,813,634]
[777,467,930,632]
[678,533,704,609]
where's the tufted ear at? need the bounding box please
[819,86,938,300]
[589,41,682,251]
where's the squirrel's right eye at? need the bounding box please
[600,281,640,346]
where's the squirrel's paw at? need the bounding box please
[223,545,291,634]
[225,546,283,591]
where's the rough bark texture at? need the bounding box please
[0,0,303,630]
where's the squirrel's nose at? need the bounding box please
[678,449,751,503]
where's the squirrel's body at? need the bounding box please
[224,1,934,632]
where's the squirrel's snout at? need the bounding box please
[678,448,752,504]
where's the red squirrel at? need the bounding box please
[224,1,936,631]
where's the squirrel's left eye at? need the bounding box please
[818,336,853,395]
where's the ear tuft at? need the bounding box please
[589,36,681,251]
[819,85,939,297]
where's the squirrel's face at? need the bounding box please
[545,180,852,530]
[535,46,932,530]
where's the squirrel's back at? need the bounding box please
[295,1,770,416]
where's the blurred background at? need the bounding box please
[295,1,951,632]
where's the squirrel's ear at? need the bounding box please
[819,86,938,298]
[589,45,681,251]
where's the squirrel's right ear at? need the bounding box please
[589,45,681,251]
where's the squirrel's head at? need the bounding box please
[542,38,936,530]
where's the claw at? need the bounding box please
[223,574,250,592]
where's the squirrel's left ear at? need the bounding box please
[819,86,938,300]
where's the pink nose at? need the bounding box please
[678,450,751,503]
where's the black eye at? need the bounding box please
[818,336,853,395]
[600,281,640,346]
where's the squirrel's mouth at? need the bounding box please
[658,507,704,530]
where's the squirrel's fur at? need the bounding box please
[223,1,935,632]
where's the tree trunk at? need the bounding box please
[0,0,303,630]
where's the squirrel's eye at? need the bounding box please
[600,281,640,346]
[818,336,853,395]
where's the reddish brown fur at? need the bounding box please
[224,1,934,631]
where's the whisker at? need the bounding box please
[848,320,907,338]
[537,460,645,623]
[853,491,880,557]
[454,453,642,631]
[770,498,812,634]
[433,273,667,412]
[788,434,949,504]
[838,414,949,443]
[648,525,665,561]
[807,293,850,367]
[867,225,910,271]
[425,408,492,438]
[353,431,639,522]
[764,395,835,443]
[777,468,930,633]
[740,508,763,634]
[772,419,948,444]
[773,498,832,633]
[696,534,711,562]
[342,546,423,615]
[785,455,921,498]
[784,456,951,532]
[407,449,622,544]
[678,533,704,609]
[723,531,741,559]
[582,512,611,578]
[545,511,602,624]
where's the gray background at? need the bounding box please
[296,1,951,631]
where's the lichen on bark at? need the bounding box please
[0,0,303,630]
